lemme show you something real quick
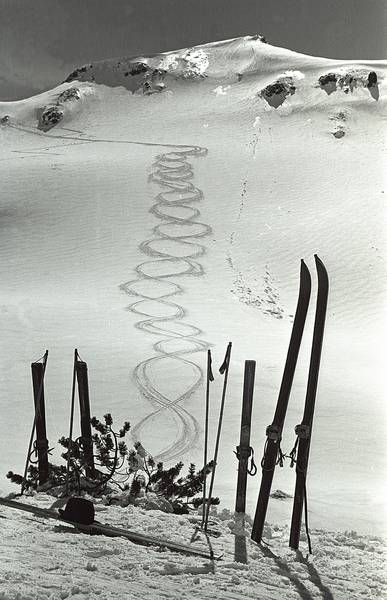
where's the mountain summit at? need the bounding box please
[63,34,339,93]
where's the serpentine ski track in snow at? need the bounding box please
[120,146,211,461]
[7,123,211,463]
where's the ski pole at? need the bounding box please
[201,350,214,527]
[204,342,232,531]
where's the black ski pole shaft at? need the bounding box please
[21,351,48,494]
[289,255,328,550]
[251,261,311,543]
[235,360,256,513]
[201,350,214,527]
[65,349,78,493]
[204,342,232,530]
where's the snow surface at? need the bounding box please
[0,35,386,591]
[0,494,386,599]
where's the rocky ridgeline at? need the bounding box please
[35,51,380,132]
[65,60,166,95]
[63,46,214,97]
[258,68,379,113]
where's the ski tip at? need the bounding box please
[300,259,311,275]
[303,255,328,276]
[314,254,324,265]
[314,254,328,273]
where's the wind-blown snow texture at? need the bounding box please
[0,34,386,566]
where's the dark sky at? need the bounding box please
[1,0,386,100]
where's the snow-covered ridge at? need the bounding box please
[63,35,272,93]
[63,34,385,93]
[0,34,382,133]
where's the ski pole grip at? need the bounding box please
[219,342,232,374]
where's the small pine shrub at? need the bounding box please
[7,413,220,513]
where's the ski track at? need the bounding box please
[120,146,211,462]
[5,121,212,464]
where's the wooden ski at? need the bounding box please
[0,497,222,560]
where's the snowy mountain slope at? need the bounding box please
[0,36,386,538]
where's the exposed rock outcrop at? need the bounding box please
[318,72,338,94]
[65,60,167,95]
[57,87,81,103]
[37,105,64,131]
[259,76,296,108]
[318,69,379,100]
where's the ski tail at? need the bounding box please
[0,497,220,560]
[289,255,329,551]
[251,260,311,543]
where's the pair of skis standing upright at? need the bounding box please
[252,254,329,551]
[201,255,328,552]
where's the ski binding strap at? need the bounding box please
[294,424,311,439]
[266,424,282,441]
[234,445,253,460]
